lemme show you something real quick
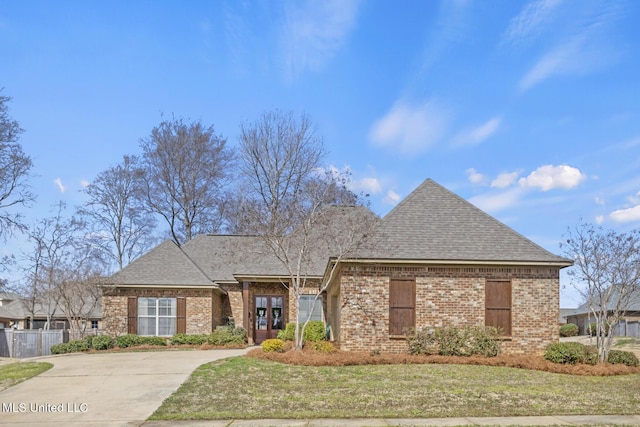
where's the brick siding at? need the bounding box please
[333,264,560,355]
[102,287,223,336]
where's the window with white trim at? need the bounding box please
[298,295,323,322]
[138,297,177,336]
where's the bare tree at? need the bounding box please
[562,222,640,362]
[140,117,234,246]
[79,155,156,271]
[0,91,34,242]
[238,110,325,235]
[21,202,84,329]
[56,248,105,334]
[238,110,376,349]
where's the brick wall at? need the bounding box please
[102,287,222,336]
[334,264,560,355]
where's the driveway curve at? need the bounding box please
[0,348,250,426]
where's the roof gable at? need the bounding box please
[356,178,571,264]
[110,239,213,286]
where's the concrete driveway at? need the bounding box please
[0,348,250,426]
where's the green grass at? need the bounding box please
[0,362,53,391]
[150,357,640,420]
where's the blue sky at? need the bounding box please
[1,0,639,306]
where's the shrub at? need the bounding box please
[545,342,595,365]
[261,338,285,352]
[114,334,166,348]
[209,326,246,346]
[607,350,639,367]
[91,335,114,350]
[407,328,438,355]
[115,334,143,348]
[83,334,95,348]
[559,323,579,337]
[408,326,500,357]
[51,339,90,355]
[140,336,167,346]
[171,334,209,345]
[278,321,325,342]
[587,322,610,336]
[311,340,335,353]
[50,343,70,355]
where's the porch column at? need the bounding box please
[243,281,251,344]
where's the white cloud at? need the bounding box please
[54,178,65,193]
[282,0,361,80]
[453,116,502,147]
[595,215,604,224]
[80,179,90,187]
[465,168,487,186]
[383,189,401,205]
[610,205,640,223]
[519,36,586,91]
[518,164,585,191]
[594,196,605,206]
[369,99,451,154]
[491,171,520,189]
[350,177,382,195]
[503,0,562,45]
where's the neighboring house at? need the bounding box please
[565,286,640,336]
[559,308,575,325]
[0,291,102,331]
[103,178,572,354]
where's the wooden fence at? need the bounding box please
[0,329,105,358]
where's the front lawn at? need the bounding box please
[0,362,53,392]
[150,356,640,420]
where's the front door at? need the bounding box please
[254,295,284,344]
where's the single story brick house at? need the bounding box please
[103,178,572,354]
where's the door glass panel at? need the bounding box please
[256,296,267,330]
[271,296,283,330]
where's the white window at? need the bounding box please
[299,295,323,322]
[138,298,176,336]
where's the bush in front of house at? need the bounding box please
[208,326,247,345]
[261,338,285,352]
[50,339,90,355]
[544,342,597,365]
[278,321,326,342]
[170,333,209,345]
[407,326,501,357]
[311,340,335,353]
[91,335,114,350]
[114,334,167,348]
[559,323,579,337]
[607,350,639,367]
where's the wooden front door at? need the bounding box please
[254,295,284,344]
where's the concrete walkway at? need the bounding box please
[0,349,250,426]
[142,415,640,426]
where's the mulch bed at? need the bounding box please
[247,346,640,376]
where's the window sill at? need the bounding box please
[389,335,407,340]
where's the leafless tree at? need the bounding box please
[79,155,156,271]
[140,116,234,246]
[56,250,105,334]
[238,110,376,349]
[21,202,85,329]
[562,222,640,362]
[0,91,34,243]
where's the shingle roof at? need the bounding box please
[110,239,214,286]
[354,178,571,264]
[182,205,379,281]
[568,286,640,316]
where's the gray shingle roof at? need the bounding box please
[568,285,640,316]
[354,178,571,264]
[110,239,214,286]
